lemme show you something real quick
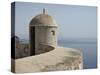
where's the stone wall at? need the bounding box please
[13,47,83,73]
[36,44,54,55]
[15,42,30,59]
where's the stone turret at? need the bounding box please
[29,9,58,55]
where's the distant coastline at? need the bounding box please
[20,38,97,44]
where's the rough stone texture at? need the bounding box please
[13,46,83,73]
[37,44,54,54]
[30,13,57,26]
[29,10,58,55]
[34,26,58,55]
[15,42,30,59]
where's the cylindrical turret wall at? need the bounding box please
[35,26,58,54]
[29,9,58,55]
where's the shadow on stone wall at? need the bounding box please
[13,36,54,59]
[36,43,54,55]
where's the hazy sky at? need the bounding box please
[15,2,97,40]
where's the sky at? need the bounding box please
[14,2,97,40]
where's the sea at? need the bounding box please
[58,38,97,69]
[21,38,97,69]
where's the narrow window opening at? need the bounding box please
[51,30,55,35]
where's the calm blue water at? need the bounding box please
[58,38,97,69]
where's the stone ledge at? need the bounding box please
[12,46,83,73]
